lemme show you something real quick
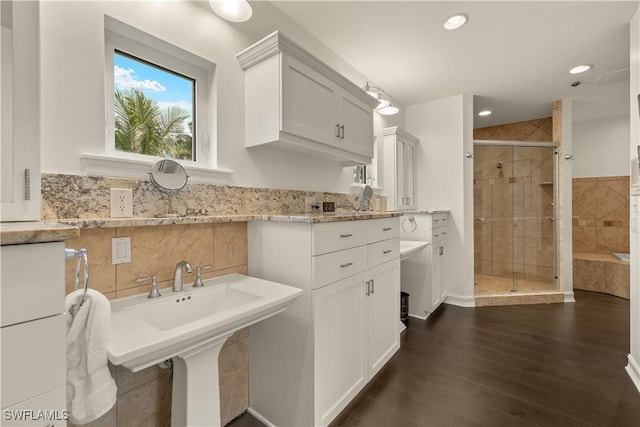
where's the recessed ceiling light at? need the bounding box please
[569,64,593,74]
[209,0,253,23]
[478,110,492,117]
[444,13,469,30]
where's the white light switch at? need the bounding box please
[112,237,131,264]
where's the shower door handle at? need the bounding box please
[547,216,555,221]
[475,217,485,222]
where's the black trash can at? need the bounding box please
[400,291,410,325]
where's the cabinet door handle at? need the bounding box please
[24,169,31,201]
[371,279,375,295]
[340,233,353,238]
[439,247,444,256]
[335,123,341,137]
[442,232,447,235]
[365,280,371,296]
[383,249,392,254]
[340,124,345,139]
[383,227,392,231]
[340,262,354,268]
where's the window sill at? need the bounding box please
[81,153,234,184]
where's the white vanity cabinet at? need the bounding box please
[383,127,418,210]
[400,212,449,319]
[237,31,378,165]
[1,241,67,426]
[248,217,400,427]
[1,0,41,221]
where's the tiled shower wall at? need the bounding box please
[474,145,556,282]
[572,176,630,254]
[47,173,386,426]
[474,117,555,284]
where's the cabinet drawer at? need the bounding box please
[431,213,448,228]
[1,315,66,408]
[367,218,399,244]
[1,242,65,327]
[312,246,367,289]
[432,226,448,243]
[312,221,367,255]
[1,386,67,426]
[368,239,399,268]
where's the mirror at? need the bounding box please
[149,159,188,217]
[150,159,188,191]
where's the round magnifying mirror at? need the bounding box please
[149,159,188,192]
[362,184,374,201]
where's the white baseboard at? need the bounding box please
[626,354,640,394]
[444,293,476,307]
[247,408,276,427]
[564,291,576,303]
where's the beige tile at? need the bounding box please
[213,222,248,270]
[116,373,172,427]
[219,338,249,425]
[572,226,597,253]
[596,227,630,254]
[65,228,116,296]
[115,224,214,290]
[116,365,170,396]
[573,259,606,292]
[606,262,630,299]
[525,127,552,142]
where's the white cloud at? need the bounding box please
[114,66,166,92]
[157,100,193,114]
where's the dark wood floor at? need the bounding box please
[231,290,640,427]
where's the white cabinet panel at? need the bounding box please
[1,315,66,408]
[1,386,67,427]
[367,260,400,377]
[238,31,377,165]
[1,242,65,327]
[0,0,41,221]
[367,239,399,268]
[312,220,367,255]
[367,217,400,244]
[313,273,367,426]
[312,246,367,290]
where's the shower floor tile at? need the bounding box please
[474,274,556,295]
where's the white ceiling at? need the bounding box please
[271,0,638,128]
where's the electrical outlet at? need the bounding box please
[110,188,133,218]
[305,197,319,213]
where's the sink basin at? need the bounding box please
[108,273,302,426]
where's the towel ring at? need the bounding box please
[402,216,417,233]
[66,248,89,306]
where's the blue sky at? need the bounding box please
[114,52,193,133]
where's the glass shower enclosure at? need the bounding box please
[473,141,558,295]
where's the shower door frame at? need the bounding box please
[473,139,560,293]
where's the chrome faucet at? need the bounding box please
[173,261,193,292]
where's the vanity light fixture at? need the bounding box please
[362,82,399,116]
[478,110,492,116]
[444,13,469,30]
[569,64,593,74]
[209,0,253,23]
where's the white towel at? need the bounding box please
[65,289,117,425]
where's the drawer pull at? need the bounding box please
[383,249,392,254]
[434,234,440,238]
[383,227,392,231]
[340,233,353,238]
[340,262,354,268]
[442,232,447,235]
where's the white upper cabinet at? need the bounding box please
[383,126,418,210]
[237,31,378,165]
[1,0,41,221]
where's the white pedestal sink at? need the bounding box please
[108,274,303,426]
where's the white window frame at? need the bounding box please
[82,16,232,182]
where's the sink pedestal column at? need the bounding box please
[171,333,233,427]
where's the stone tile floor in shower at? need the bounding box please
[474,274,557,295]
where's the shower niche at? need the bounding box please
[474,142,558,295]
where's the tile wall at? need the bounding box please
[572,176,630,254]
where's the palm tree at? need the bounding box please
[114,89,192,160]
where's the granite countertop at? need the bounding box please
[400,209,450,215]
[1,211,402,245]
[0,221,80,245]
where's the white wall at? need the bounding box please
[573,115,630,178]
[38,0,387,193]
[627,6,640,394]
[405,94,475,305]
